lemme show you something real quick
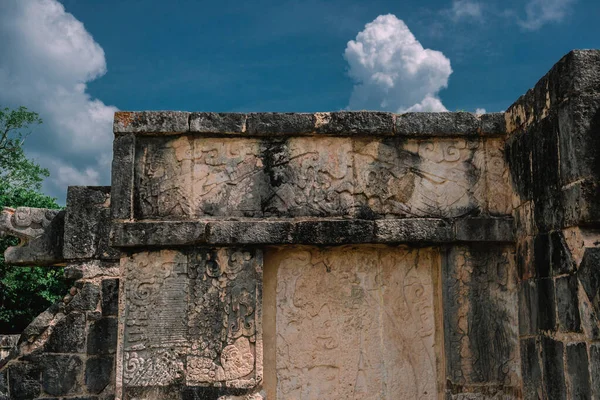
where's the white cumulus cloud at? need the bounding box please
[0,0,117,203]
[449,0,483,21]
[475,108,486,114]
[519,0,576,30]
[344,14,453,113]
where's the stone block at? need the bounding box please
[516,236,534,280]
[293,219,374,244]
[41,354,83,396]
[530,114,560,200]
[558,95,600,185]
[533,192,565,233]
[563,179,600,227]
[453,218,514,242]
[590,343,600,399]
[555,274,581,333]
[269,246,438,399]
[64,260,119,280]
[44,313,86,353]
[506,50,600,134]
[190,112,246,134]
[65,282,101,313]
[374,218,453,242]
[101,279,119,317]
[120,249,263,393]
[85,356,113,394]
[578,247,600,317]
[518,280,538,336]
[111,133,135,220]
[505,130,533,201]
[110,221,207,247]
[395,112,479,136]
[533,233,551,278]
[315,111,394,135]
[205,220,293,244]
[443,246,519,389]
[7,362,40,400]
[480,112,506,135]
[87,318,117,356]
[537,278,557,331]
[550,231,576,275]
[541,336,566,400]
[64,186,118,260]
[565,342,591,399]
[520,338,543,400]
[246,112,315,135]
[113,111,189,134]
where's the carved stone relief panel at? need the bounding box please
[403,139,480,218]
[262,137,354,217]
[119,248,262,394]
[133,135,511,220]
[482,138,513,216]
[191,138,267,217]
[135,136,195,219]
[270,246,440,399]
[443,246,520,395]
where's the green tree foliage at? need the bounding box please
[0,106,71,333]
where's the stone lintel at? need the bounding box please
[113,111,507,137]
[109,217,514,247]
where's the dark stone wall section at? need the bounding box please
[507,50,600,399]
[0,189,120,400]
[0,274,119,400]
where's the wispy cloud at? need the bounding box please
[0,0,116,203]
[448,0,483,21]
[519,0,576,30]
[344,14,452,112]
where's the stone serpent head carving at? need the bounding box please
[0,207,64,266]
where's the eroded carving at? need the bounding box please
[121,248,262,390]
[405,139,479,218]
[133,136,511,219]
[0,207,64,265]
[264,138,354,216]
[273,246,438,399]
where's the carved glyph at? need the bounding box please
[120,248,262,390]
[272,246,439,399]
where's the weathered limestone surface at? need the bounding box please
[0,207,64,265]
[506,50,600,400]
[129,135,512,220]
[443,245,520,398]
[266,246,440,399]
[0,189,119,400]
[119,248,263,397]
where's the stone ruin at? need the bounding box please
[0,50,599,399]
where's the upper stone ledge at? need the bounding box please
[113,111,507,137]
[505,49,600,134]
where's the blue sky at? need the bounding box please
[0,0,599,203]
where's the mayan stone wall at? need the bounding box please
[506,50,600,399]
[107,107,518,399]
[0,49,599,400]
